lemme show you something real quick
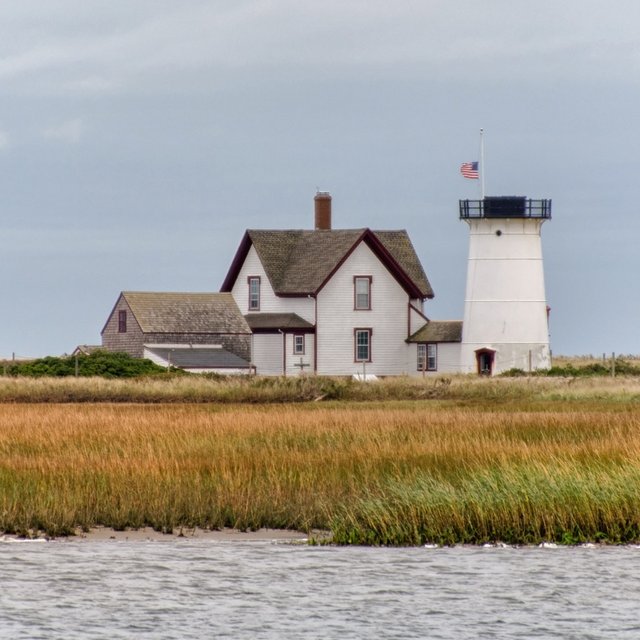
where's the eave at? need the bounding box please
[220,231,252,292]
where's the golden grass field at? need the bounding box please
[2,373,640,544]
[553,354,640,368]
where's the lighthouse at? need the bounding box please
[458,196,552,375]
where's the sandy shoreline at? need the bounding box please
[1,526,327,543]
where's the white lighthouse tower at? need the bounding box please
[459,196,552,375]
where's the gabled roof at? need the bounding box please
[72,345,102,356]
[244,313,315,332]
[221,228,433,299]
[105,292,251,335]
[408,320,463,343]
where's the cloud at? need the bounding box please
[0,130,9,149]
[1,0,640,97]
[67,75,118,93]
[42,118,85,143]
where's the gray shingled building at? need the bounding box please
[101,292,252,372]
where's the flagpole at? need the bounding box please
[480,128,485,199]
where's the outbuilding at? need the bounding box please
[101,291,252,373]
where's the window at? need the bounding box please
[293,334,305,355]
[354,329,372,362]
[118,310,127,333]
[427,344,437,371]
[417,344,437,371]
[354,276,371,310]
[248,276,261,311]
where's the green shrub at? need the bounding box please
[3,351,168,379]
[501,368,527,377]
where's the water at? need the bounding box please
[1,538,639,639]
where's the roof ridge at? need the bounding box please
[225,227,433,299]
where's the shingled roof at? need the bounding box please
[116,292,251,334]
[244,313,315,332]
[408,320,463,343]
[144,345,250,369]
[221,228,433,299]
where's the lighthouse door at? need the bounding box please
[475,349,495,376]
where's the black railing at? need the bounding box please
[459,197,552,219]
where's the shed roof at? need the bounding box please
[116,292,251,335]
[408,320,463,343]
[221,228,433,299]
[144,345,250,370]
[244,313,315,332]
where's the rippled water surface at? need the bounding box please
[2,539,639,639]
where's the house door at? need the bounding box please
[475,349,495,376]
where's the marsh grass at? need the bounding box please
[3,373,640,405]
[2,401,640,544]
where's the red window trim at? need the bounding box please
[248,276,261,311]
[293,334,305,355]
[354,328,372,363]
[417,343,437,371]
[353,276,372,311]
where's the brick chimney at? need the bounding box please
[314,191,332,230]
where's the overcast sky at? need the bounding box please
[1,1,639,358]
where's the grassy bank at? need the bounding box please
[2,399,640,544]
[3,372,640,404]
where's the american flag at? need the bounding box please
[460,161,479,179]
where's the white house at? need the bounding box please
[220,192,454,376]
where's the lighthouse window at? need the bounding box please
[417,344,437,371]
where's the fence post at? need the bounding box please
[612,352,615,377]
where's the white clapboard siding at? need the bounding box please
[230,246,315,322]
[435,343,462,374]
[316,242,411,376]
[408,343,461,375]
[285,334,315,376]
[409,304,428,336]
[252,334,284,376]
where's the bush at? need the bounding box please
[3,351,168,379]
[501,368,527,377]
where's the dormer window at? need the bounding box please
[118,310,127,333]
[248,276,261,311]
[354,276,371,310]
